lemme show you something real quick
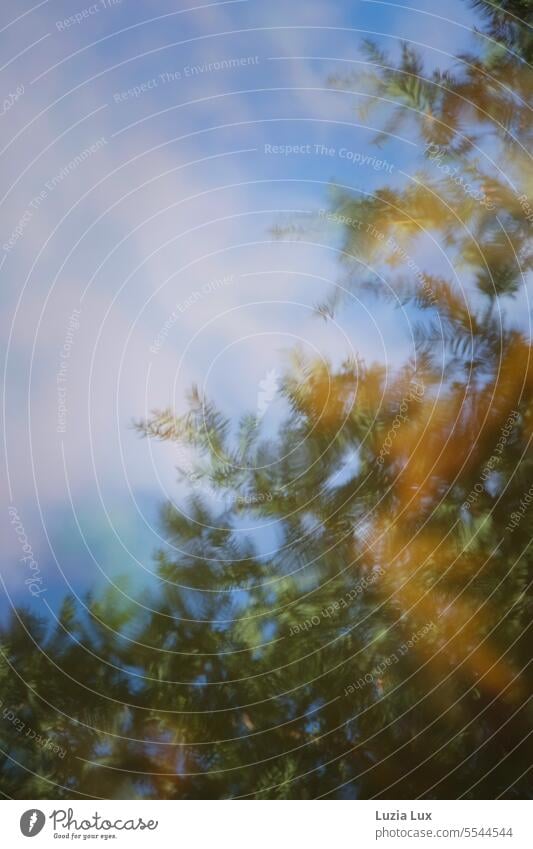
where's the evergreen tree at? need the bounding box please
[1,0,531,799]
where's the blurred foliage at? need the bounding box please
[1,0,532,799]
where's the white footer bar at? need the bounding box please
[3,799,530,848]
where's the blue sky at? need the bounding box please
[1,0,518,616]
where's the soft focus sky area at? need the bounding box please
[1,0,516,614]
